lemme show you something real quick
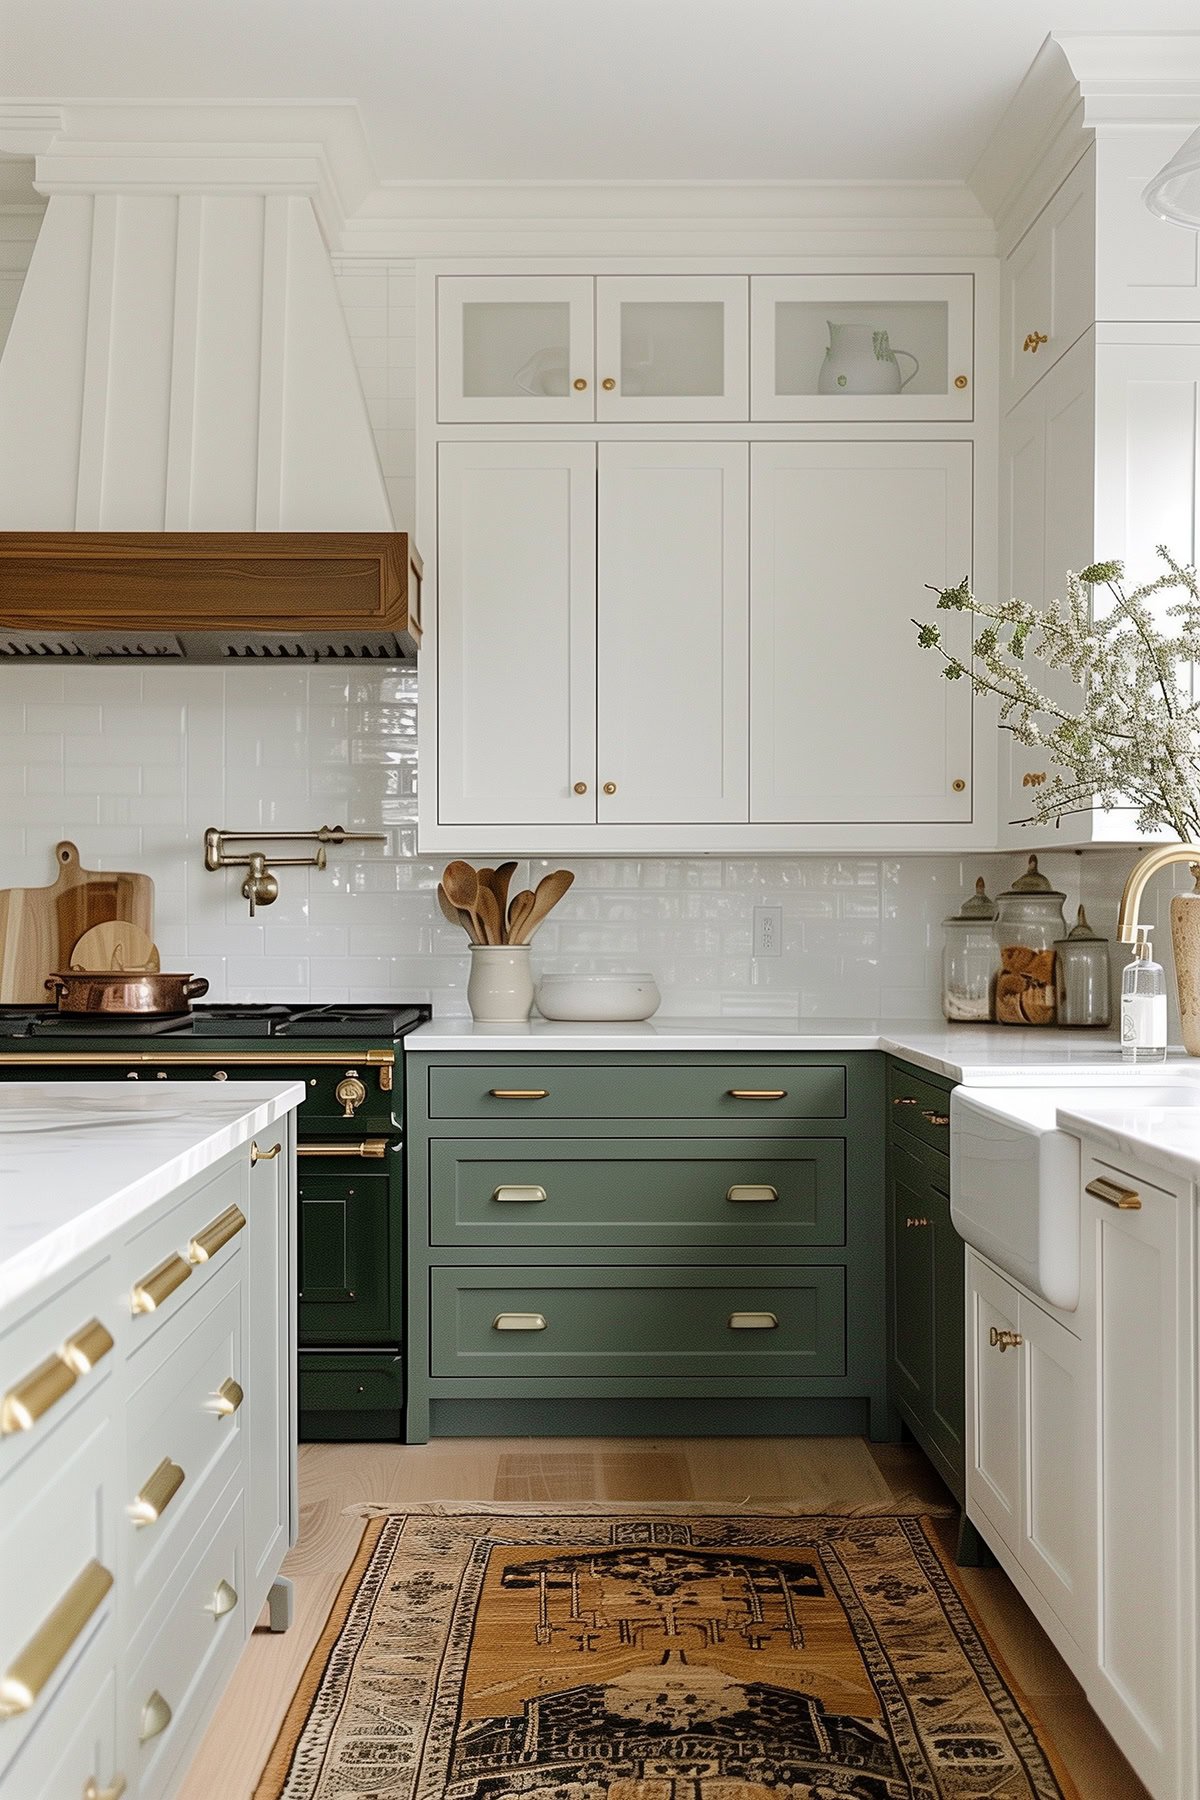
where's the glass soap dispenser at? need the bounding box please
[1121,927,1168,1063]
[1054,907,1112,1028]
[941,877,998,1022]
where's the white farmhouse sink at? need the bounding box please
[949,1083,1200,1310]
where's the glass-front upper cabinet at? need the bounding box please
[437,276,596,422]
[594,277,748,421]
[750,275,974,421]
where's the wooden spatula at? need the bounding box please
[509,869,575,945]
[437,882,480,943]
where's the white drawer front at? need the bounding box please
[0,1641,119,1800]
[124,1157,248,1350]
[0,1256,119,1478]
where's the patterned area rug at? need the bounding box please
[255,1509,1078,1800]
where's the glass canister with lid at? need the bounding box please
[994,855,1067,1025]
[941,876,998,1022]
[1054,906,1112,1028]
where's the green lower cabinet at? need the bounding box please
[298,1164,394,1343]
[298,1352,404,1442]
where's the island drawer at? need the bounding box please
[123,1152,248,1350]
[428,1137,846,1247]
[124,1257,244,1618]
[887,1061,952,1156]
[424,1059,846,1123]
[0,1254,118,1480]
[429,1265,846,1380]
[0,1641,118,1800]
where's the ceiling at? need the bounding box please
[2,0,1200,187]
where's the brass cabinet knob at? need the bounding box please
[989,1326,1023,1352]
[573,781,588,794]
[1022,331,1048,353]
[1022,770,1047,788]
[954,374,969,389]
[602,377,617,390]
[572,377,588,391]
[336,1076,367,1118]
[602,781,617,795]
[952,778,967,792]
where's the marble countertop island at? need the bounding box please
[0,1080,304,1312]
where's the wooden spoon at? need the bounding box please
[507,888,536,943]
[437,882,480,944]
[475,885,502,947]
[482,861,519,940]
[442,861,485,940]
[510,869,575,945]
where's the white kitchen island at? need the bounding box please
[0,1081,303,1800]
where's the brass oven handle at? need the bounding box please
[921,1109,951,1128]
[493,1313,547,1331]
[250,1139,281,1165]
[83,1777,127,1800]
[188,1204,246,1264]
[1,1352,76,1436]
[726,1185,779,1203]
[128,1457,185,1527]
[989,1327,1023,1352]
[131,1253,191,1315]
[208,1377,244,1417]
[0,1560,113,1720]
[728,1090,787,1101]
[492,1185,548,1204]
[729,1312,778,1330]
[489,1089,549,1100]
[61,1318,114,1375]
[297,1139,388,1159]
[139,1690,172,1744]
[1085,1176,1141,1210]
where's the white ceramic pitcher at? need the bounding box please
[818,322,919,395]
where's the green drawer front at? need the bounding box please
[429,1265,846,1380]
[887,1061,953,1156]
[426,1060,846,1123]
[429,1137,845,1247]
[298,1352,404,1413]
[298,1165,394,1343]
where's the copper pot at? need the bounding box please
[45,971,210,1015]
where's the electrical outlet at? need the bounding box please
[753,905,783,958]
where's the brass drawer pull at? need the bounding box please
[297,1139,388,1159]
[921,1109,951,1128]
[1,1352,76,1436]
[61,1318,114,1375]
[729,1312,778,1330]
[0,1560,113,1720]
[989,1327,1023,1352]
[1086,1176,1141,1210]
[728,1089,787,1101]
[892,1095,919,1107]
[250,1139,281,1165]
[492,1185,548,1204]
[83,1777,127,1800]
[905,1216,931,1228]
[208,1376,244,1417]
[489,1089,549,1100]
[206,1578,239,1618]
[139,1689,172,1744]
[131,1253,191,1315]
[726,1184,779,1203]
[188,1204,246,1265]
[128,1457,186,1527]
[493,1313,547,1331]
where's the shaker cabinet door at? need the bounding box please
[437,441,598,827]
[594,276,749,421]
[750,440,973,825]
[437,276,595,423]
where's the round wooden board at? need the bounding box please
[69,920,161,973]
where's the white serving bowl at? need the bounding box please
[535,973,661,1022]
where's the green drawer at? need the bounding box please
[887,1060,953,1157]
[428,1137,845,1247]
[429,1265,846,1380]
[425,1060,846,1123]
[298,1352,403,1442]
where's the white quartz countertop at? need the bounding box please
[406,1016,1190,1086]
[0,1081,304,1313]
[1055,1092,1200,1187]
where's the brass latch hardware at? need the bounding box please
[204,825,386,917]
[1022,331,1048,353]
[250,1139,282,1165]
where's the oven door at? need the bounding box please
[297,1139,401,1345]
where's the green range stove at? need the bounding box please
[0,1001,430,1440]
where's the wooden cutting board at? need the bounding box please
[0,842,155,1003]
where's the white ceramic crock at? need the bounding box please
[467,945,534,1023]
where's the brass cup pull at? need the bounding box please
[892,1095,919,1107]
[1022,331,1048,353]
[489,1089,549,1100]
[726,1184,779,1204]
[728,1089,787,1101]
[250,1139,281,1165]
[572,377,588,391]
[83,1777,127,1800]
[60,1318,115,1375]
[921,1109,951,1128]
[989,1327,1023,1352]
[492,1185,548,1204]
[729,1312,778,1330]
[1,1352,76,1436]
[336,1076,368,1117]
[297,1139,388,1159]
[905,1216,931,1228]
[1086,1176,1141,1210]
[128,1457,185,1527]
[493,1313,547,1331]
[139,1689,172,1744]
[131,1252,191,1315]
[602,376,617,390]
[206,1578,239,1619]
[0,1560,113,1720]
[208,1376,244,1417]
[188,1203,246,1265]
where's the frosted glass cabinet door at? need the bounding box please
[594,277,749,420]
[437,277,595,422]
[597,443,748,823]
[751,441,973,825]
[437,442,597,824]
[751,275,974,421]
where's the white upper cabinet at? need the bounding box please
[751,275,975,422]
[437,276,596,423]
[1002,150,1095,413]
[594,277,748,421]
[596,443,748,823]
[750,440,974,826]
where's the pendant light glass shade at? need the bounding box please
[1144,124,1200,228]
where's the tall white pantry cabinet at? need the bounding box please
[418,263,996,855]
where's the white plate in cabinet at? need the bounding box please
[1003,149,1095,412]
[750,274,974,421]
[594,276,748,421]
[437,275,595,423]
[750,440,973,826]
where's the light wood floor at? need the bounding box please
[179,1436,1150,1800]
